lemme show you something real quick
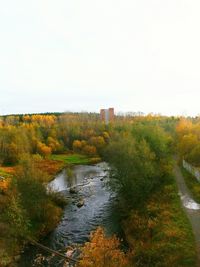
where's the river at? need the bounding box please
[19,162,125,266]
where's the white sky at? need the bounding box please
[1,0,200,116]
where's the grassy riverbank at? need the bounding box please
[124,182,196,267]
[124,176,197,267]
[50,153,101,166]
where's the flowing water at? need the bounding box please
[19,163,125,266]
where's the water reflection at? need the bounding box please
[48,170,68,192]
[48,165,104,192]
[66,168,74,188]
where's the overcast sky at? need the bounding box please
[1,0,200,116]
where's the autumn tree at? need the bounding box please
[104,125,172,208]
[16,156,62,234]
[175,118,200,165]
[72,140,83,153]
[47,136,62,153]
[0,127,30,164]
[102,131,110,142]
[104,135,157,207]
[83,145,97,156]
[187,144,200,166]
[77,227,129,267]
[176,118,193,138]
[89,136,106,151]
[37,142,52,158]
[178,134,198,158]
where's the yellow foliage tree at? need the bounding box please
[90,136,106,150]
[37,142,52,158]
[102,131,110,142]
[72,140,82,152]
[178,134,199,158]
[83,145,97,156]
[31,115,56,127]
[77,227,129,267]
[23,115,31,123]
[176,118,193,138]
[47,137,62,153]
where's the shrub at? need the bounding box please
[77,227,129,267]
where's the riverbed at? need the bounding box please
[19,162,125,266]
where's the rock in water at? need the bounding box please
[77,199,84,208]
[69,187,77,194]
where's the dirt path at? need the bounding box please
[174,161,200,266]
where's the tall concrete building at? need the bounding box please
[100,108,114,124]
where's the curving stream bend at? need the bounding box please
[19,162,125,267]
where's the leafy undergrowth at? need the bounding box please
[34,158,64,182]
[0,158,66,267]
[181,167,200,203]
[50,153,101,165]
[0,167,15,192]
[123,179,197,267]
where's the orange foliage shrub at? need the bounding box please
[77,227,129,267]
[37,142,52,158]
[89,136,106,149]
[23,115,31,122]
[0,179,9,192]
[102,131,110,142]
[35,159,64,177]
[176,118,193,138]
[81,140,87,147]
[72,140,83,152]
[47,137,62,153]
[83,145,97,156]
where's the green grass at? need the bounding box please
[181,167,200,203]
[168,181,197,266]
[0,169,12,179]
[0,170,9,178]
[50,153,93,165]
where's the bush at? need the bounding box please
[77,227,129,267]
[48,190,68,208]
[15,157,62,235]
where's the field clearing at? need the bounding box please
[50,153,100,165]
